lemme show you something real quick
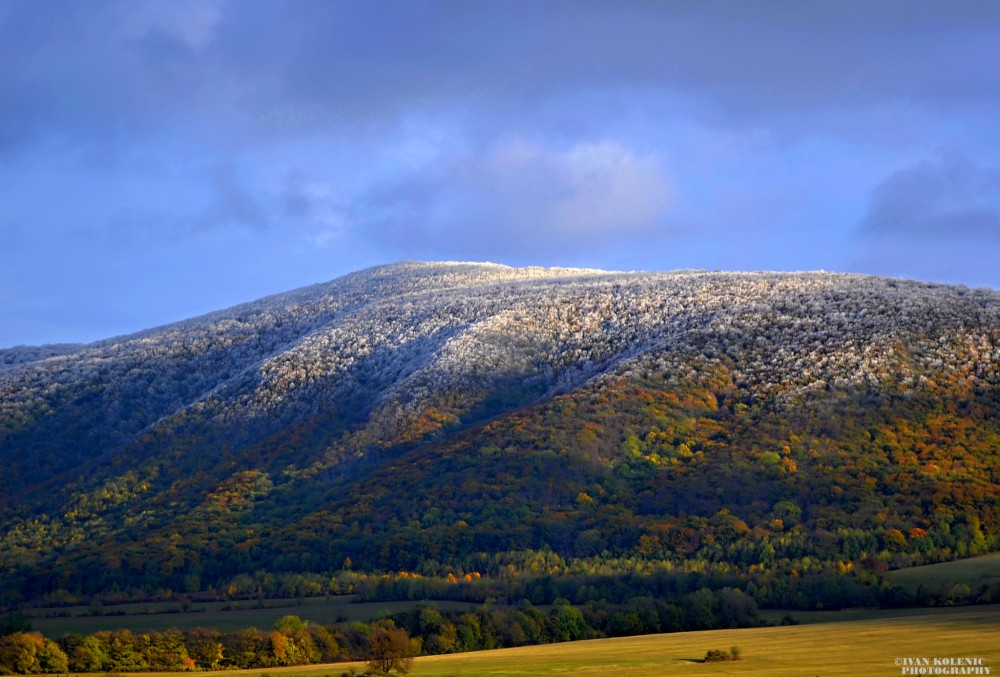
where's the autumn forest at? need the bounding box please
[1,262,997,673]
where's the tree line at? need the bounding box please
[0,587,766,674]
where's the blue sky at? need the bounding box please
[2,1,999,347]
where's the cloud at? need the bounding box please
[5,0,1000,350]
[280,172,315,219]
[262,2,1000,119]
[110,162,269,239]
[119,0,223,51]
[356,138,673,258]
[861,153,1000,239]
[197,163,269,232]
[4,1,1000,161]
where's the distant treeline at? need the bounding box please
[23,559,1000,622]
[4,568,999,673]
[5,571,998,675]
[0,588,766,674]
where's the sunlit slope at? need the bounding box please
[1,261,998,602]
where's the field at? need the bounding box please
[24,556,1000,675]
[108,604,998,677]
[28,596,483,636]
[887,552,1000,593]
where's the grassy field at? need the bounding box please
[109,604,998,677]
[887,552,1000,593]
[29,596,482,636]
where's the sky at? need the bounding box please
[2,1,1000,347]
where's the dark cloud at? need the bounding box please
[244,1,1000,118]
[4,0,1000,159]
[0,0,224,158]
[861,153,1000,239]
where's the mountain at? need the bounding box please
[1,261,998,606]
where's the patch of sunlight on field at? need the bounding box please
[887,552,1000,593]
[402,606,999,677]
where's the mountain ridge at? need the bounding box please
[1,261,998,606]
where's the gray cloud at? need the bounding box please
[355,138,673,258]
[861,153,1000,239]
[280,172,314,220]
[4,1,1000,160]
[119,0,223,51]
[197,163,269,232]
[8,0,1000,349]
[111,162,269,239]
[234,1,1000,118]
[0,1,224,157]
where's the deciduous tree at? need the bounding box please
[365,620,416,675]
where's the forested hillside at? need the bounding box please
[1,261,998,609]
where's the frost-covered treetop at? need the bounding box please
[1,261,998,456]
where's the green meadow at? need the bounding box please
[887,552,1000,594]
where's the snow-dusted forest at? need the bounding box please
[3,262,998,463]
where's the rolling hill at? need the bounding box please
[1,261,998,607]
